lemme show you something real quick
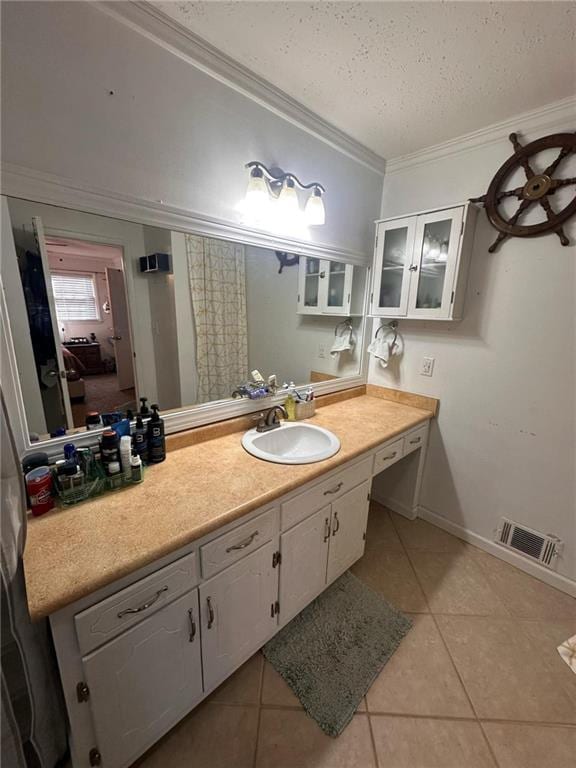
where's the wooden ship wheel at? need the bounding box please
[470,132,576,252]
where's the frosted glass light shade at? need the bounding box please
[304,189,325,226]
[244,170,270,220]
[277,180,300,216]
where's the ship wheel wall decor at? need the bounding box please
[470,131,576,252]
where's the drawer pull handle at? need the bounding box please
[324,482,343,496]
[207,596,215,629]
[323,517,331,543]
[117,586,168,618]
[188,609,196,642]
[226,531,259,553]
[409,438,421,445]
[332,512,340,536]
[382,451,398,460]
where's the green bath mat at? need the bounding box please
[262,571,412,737]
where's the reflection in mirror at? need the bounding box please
[2,197,366,443]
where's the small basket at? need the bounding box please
[54,462,108,506]
[295,400,316,420]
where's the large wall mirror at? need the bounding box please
[1,196,368,446]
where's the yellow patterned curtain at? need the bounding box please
[185,234,248,403]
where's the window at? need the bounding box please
[51,273,99,321]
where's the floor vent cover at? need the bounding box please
[495,518,563,569]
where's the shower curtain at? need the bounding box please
[0,392,68,768]
[185,234,248,403]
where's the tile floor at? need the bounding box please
[135,502,576,768]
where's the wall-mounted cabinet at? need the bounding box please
[370,203,478,320]
[297,257,365,316]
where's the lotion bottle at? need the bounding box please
[147,405,166,463]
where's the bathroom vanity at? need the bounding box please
[23,391,435,768]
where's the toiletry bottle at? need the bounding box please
[130,452,143,483]
[85,412,102,430]
[147,405,166,463]
[120,435,132,481]
[100,430,120,475]
[285,393,296,421]
[132,415,148,464]
[139,397,150,417]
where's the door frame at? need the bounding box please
[43,226,140,402]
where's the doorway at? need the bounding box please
[45,235,137,427]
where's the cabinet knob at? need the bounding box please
[408,265,419,272]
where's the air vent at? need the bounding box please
[495,518,563,569]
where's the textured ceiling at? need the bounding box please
[152,1,576,160]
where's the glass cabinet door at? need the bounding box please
[325,261,352,315]
[408,207,463,318]
[298,256,323,314]
[371,217,415,316]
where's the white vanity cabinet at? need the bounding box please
[200,540,279,691]
[51,421,429,768]
[370,202,478,320]
[81,589,203,768]
[297,256,354,316]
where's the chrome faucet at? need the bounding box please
[256,405,288,433]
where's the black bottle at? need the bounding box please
[132,415,149,464]
[139,397,150,417]
[147,405,165,464]
[100,430,120,475]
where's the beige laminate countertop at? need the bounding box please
[24,395,433,620]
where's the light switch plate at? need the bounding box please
[420,356,435,377]
[318,344,327,359]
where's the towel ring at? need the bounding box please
[375,321,398,348]
[334,318,353,336]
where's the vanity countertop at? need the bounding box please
[23,393,435,620]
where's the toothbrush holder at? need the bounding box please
[295,401,316,420]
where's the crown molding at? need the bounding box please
[386,96,576,175]
[1,162,370,266]
[96,1,386,176]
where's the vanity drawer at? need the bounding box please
[281,456,373,531]
[75,551,198,655]
[403,424,428,456]
[373,438,404,474]
[200,507,277,580]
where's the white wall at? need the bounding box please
[47,250,122,360]
[245,246,364,386]
[1,1,382,258]
[370,112,576,582]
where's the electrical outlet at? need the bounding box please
[420,356,435,377]
[318,344,327,359]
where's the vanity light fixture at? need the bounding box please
[244,162,326,226]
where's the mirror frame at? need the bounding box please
[1,169,372,459]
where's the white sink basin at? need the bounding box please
[241,422,340,464]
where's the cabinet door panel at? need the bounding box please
[298,256,325,314]
[83,589,202,768]
[200,541,278,691]
[372,218,415,316]
[279,506,330,624]
[325,262,353,315]
[407,207,463,318]
[327,481,371,584]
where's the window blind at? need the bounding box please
[51,273,99,321]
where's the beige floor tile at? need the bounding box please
[207,652,262,705]
[370,716,496,768]
[482,722,576,768]
[256,710,376,768]
[392,514,466,553]
[262,660,366,712]
[437,615,576,723]
[366,614,473,717]
[408,550,509,616]
[261,660,302,707]
[136,702,258,768]
[364,504,404,551]
[518,619,576,711]
[472,550,576,620]
[351,549,429,612]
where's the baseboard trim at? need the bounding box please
[417,506,576,598]
[371,492,417,521]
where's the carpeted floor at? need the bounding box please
[71,374,136,427]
